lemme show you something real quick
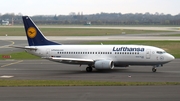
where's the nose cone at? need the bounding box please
[166,53,175,62]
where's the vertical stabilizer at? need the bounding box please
[22,16,60,46]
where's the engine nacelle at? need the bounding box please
[94,60,114,69]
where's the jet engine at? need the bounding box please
[94,60,114,69]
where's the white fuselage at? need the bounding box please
[26,45,174,67]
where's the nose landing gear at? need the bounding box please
[152,64,163,72]
[152,67,157,72]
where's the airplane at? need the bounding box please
[11,16,175,72]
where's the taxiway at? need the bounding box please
[0,59,179,82]
[0,59,180,101]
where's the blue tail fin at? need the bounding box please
[22,16,60,46]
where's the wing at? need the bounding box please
[49,57,94,64]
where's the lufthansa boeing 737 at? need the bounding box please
[12,16,175,72]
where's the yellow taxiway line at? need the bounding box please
[1,60,23,68]
[0,40,15,48]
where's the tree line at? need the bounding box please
[1,12,180,25]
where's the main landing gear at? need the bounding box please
[86,65,93,72]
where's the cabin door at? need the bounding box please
[146,49,151,59]
[46,49,50,58]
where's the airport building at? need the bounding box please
[1,20,10,25]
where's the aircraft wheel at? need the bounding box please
[86,67,92,72]
[152,67,157,72]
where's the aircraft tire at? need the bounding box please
[86,67,92,72]
[152,67,157,72]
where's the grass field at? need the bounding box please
[0,27,172,36]
[0,80,179,87]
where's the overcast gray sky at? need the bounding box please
[1,0,180,16]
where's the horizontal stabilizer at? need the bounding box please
[9,45,37,50]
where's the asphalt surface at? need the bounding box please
[0,86,180,101]
[0,59,180,101]
[0,59,179,81]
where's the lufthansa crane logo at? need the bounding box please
[27,27,37,38]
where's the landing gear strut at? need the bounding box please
[152,67,157,72]
[86,67,93,72]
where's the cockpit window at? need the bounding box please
[156,51,166,54]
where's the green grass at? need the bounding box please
[0,80,179,87]
[87,40,180,58]
[0,51,40,60]
[0,27,172,36]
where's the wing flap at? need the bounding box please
[50,57,94,64]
